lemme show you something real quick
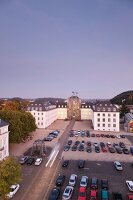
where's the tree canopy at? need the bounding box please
[111,90,133,105]
[0,157,21,199]
[0,110,36,143]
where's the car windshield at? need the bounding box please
[81,181,85,185]
[80,192,85,197]
[64,188,70,194]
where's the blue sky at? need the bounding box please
[0,0,133,99]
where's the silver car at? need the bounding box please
[80,176,88,187]
[114,161,123,171]
[62,186,74,200]
[69,174,77,186]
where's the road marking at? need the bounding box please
[50,150,59,167]
[45,150,55,167]
[96,163,101,166]
[84,167,90,170]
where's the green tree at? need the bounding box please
[0,157,22,199]
[119,103,130,118]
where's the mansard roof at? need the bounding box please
[0,119,9,128]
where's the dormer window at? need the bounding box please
[39,107,42,111]
[86,105,87,108]
[65,105,66,108]
[58,105,60,108]
[62,105,63,108]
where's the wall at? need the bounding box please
[57,108,67,119]
[81,108,93,120]
[0,125,9,161]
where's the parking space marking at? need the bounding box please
[45,150,55,167]
[50,150,59,168]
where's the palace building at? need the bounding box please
[27,95,120,132]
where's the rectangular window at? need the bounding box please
[113,114,116,117]
[42,118,43,120]
[42,113,43,115]
[38,113,39,115]
[108,124,110,127]
[41,123,43,125]
[108,114,110,117]
[103,124,105,127]
[97,113,100,116]
[34,113,35,115]
[38,117,39,120]
[103,113,105,116]
[113,118,116,122]
[97,118,100,122]
[97,124,100,127]
[38,122,40,125]
[113,124,116,127]
[103,118,105,122]
[108,118,111,122]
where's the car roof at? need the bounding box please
[127,181,133,186]
[79,187,86,192]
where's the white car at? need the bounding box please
[126,180,133,191]
[80,176,88,187]
[114,161,123,171]
[35,158,42,166]
[69,174,77,186]
[62,185,74,200]
[6,184,20,198]
[116,135,121,139]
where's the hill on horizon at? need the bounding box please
[111,90,133,105]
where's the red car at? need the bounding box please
[90,190,98,200]
[78,187,86,200]
[101,147,107,152]
[127,193,133,200]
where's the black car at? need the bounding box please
[48,187,60,200]
[74,141,80,146]
[95,146,100,153]
[91,177,98,189]
[78,160,85,168]
[86,147,92,153]
[62,160,69,167]
[109,147,115,153]
[112,192,123,200]
[56,175,65,186]
[67,140,72,145]
[100,142,105,148]
[113,143,119,148]
[79,144,84,151]
[116,147,123,154]
[120,135,126,138]
[91,133,95,137]
[87,141,91,146]
[101,179,108,190]
[64,145,70,151]
[26,157,35,165]
[86,131,90,137]
[69,132,74,137]
[123,148,129,154]
[72,145,77,151]
[119,142,125,148]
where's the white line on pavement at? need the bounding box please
[50,150,59,168]
[45,150,55,167]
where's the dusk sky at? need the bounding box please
[0,0,133,99]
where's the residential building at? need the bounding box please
[0,119,9,161]
[124,113,133,132]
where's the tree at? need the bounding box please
[0,110,36,143]
[0,157,22,199]
[119,103,130,118]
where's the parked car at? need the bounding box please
[56,175,65,186]
[93,142,98,147]
[69,174,77,186]
[127,193,133,200]
[112,192,123,200]
[48,187,60,200]
[109,147,115,153]
[86,147,92,153]
[69,132,74,137]
[101,147,107,153]
[90,190,98,200]
[6,184,20,199]
[123,148,129,154]
[115,147,123,154]
[78,186,86,200]
[62,186,74,200]
[100,142,105,148]
[86,131,90,137]
[44,136,53,141]
[19,156,29,164]
[116,135,121,139]
[91,133,95,137]
[62,160,69,167]
[101,179,108,190]
[87,141,91,146]
[95,146,100,153]
[126,181,133,192]
[101,190,109,200]
[72,145,77,151]
[119,142,125,148]
[130,147,133,155]
[78,160,85,168]
[80,176,88,187]
[35,158,42,166]
[113,143,119,148]
[107,142,112,147]
[79,145,85,151]
[75,141,80,146]
[75,132,79,137]
[67,140,72,145]
[120,135,125,138]
[91,177,98,189]
[26,157,35,165]
[114,161,123,171]
[64,145,70,151]
[81,130,85,137]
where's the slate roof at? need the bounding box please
[27,102,56,111]
[0,119,9,128]
[93,101,118,112]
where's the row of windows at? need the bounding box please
[34,113,43,115]
[97,118,116,122]
[97,108,116,112]
[97,113,116,117]
[38,122,43,125]
[97,124,116,127]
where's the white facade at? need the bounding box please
[81,108,93,120]
[93,112,120,132]
[30,108,58,129]
[57,108,67,119]
[0,120,9,161]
